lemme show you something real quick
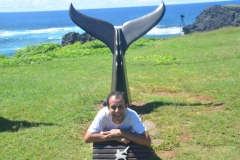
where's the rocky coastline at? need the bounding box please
[183,5,240,34]
[61,32,95,46]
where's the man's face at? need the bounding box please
[108,95,126,124]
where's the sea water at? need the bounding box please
[0,0,239,56]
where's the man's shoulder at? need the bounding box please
[125,108,139,120]
[126,107,137,115]
[98,107,109,115]
[93,107,110,122]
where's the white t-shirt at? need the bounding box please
[87,107,147,134]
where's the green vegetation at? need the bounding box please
[1,27,240,159]
[225,4,240,8]
[0,41,109,67]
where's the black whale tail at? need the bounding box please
[69,4,116,53]
[69,2,165,54]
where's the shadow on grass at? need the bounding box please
[130,101,205,114]
[0,117,57,133]
[149,151,162,160]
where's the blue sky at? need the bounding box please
[0,0,231,12]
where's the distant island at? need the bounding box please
[183,5,240,34]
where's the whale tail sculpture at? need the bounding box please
[69,2,165,106]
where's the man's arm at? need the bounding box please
[102,129,151,146]
[121,130,151,147]
[84,131,130,144]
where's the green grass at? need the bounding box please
[1,27,240,159]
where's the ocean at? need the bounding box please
[1,0,240,57]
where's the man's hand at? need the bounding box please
[102,129,130,144]
[116,136,130,144]
[102,129,122,136]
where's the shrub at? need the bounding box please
[14,43,61,58]
[0,54,7,59]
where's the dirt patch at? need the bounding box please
[160,150,176,159]
[180,133,190,143]
[143,120,156,130]
[151,139,163,145]
[152,90,227,108]
[191,95,214,102]
[154,91,180,96]
[207,148,213,152]
[95,101,104,109]
[131,101,145,107]
[201,104,225,114]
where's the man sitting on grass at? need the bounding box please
[84,91,151,146]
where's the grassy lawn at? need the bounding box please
[0,27,240,159]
